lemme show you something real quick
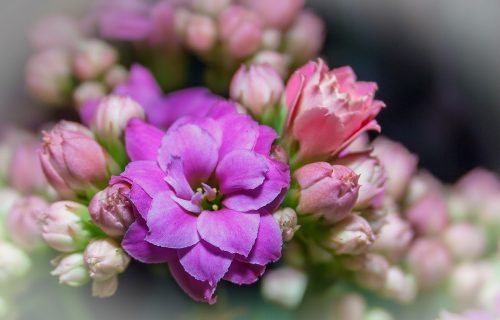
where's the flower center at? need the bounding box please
[196,184,223,212]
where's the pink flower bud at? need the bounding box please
[336,153,386,209]
[92,276,118,298]
[261,29,282,50]
[332,293,366,320]
[449,262,488,307]
[50,253,89,286]
[284,10,325,63]
[370,213,413,263]
[73,81,106,108]
[261,267,307,308]
[242,0,304,30]
[295,163,359,224]
[323,215,375,255]
[41,201,91,252]
[443,223,486,260]
[219,5,263,58]
[344,253,390,290]
[405,193,448,237]
[372,137,418,200]
[92,96,145,141]
[73,39,117,81]
[184,14,217,52]
[252,51,291,78]
[8,142,48,195]
[0,188,21,218]
[230,64,284,116]
[25,48,72,105]
[89,183,134,237]
[40,121,117,199]
[382,267,417,303]
[84,238,130,281]
[191,0,231,16]
[7,196,48,250]
[0,127,34,183]
[407,239,452,289]
[29,15,82,51]
[104,65,129,89]
[0,241,31,284]
[285,60,384,162]
[273,208,300,242]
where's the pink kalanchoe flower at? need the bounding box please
[117,97,290,303]
[7,196,49,250]
[252,51,291,78]
[89,183,135,238]
[372,137,418,201]
[230,64,285,117]
[335,152,386,210]
[323,214,375,255]
[443,223,486,261]
[241,0,304,30]
[285,59,385,163]
[39,121,118,200]
[295,163,359,224]
[218,5,263,58]
[370,212,414,263]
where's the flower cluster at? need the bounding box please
[4,1,500,318]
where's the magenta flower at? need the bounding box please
[116,98,290,303]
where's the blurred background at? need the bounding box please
[1,0,500,319]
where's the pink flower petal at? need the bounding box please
[125,119,163,161]
[223,260,266,285]
[217,113,259,158]
[197,209,260,257]
[122,219,176,263]
[169,260,217,304]
[145,192,199,249]
[129,183,152,218]
[158,124,219,187]
[254,125,278,155]
[120,160,167,197]
[216,150,268,194]
[223,159,290,212]
[243,213,282,265]
[164,156,194,200]
[178,241,233,284]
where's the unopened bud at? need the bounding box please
[449,262,488,307]
[252,51,291,78]
[25,48,72,106]
[92,96,145,142]
[295,163,359,224]
[50,253,90,286]
[219,6,263,58]
[84,238,130,281]
[284,10,325,64]
[92,276,118,298]
[7,196,48,250]
[230,64,284,117]
[273,208,300,242]
[324,215,375,255]
[332,293,366,320]
[0,241,31,284]
[89,183,134,237]
[370,213,413,263]
[73,81,106,108]
[443,223,486,260]
[104,65,129,89]
[40,121,118,199]
[41,201,91,252]
[344,254,390,291]
[185,14,217,53]
[382,267,417,303]
[407,239,452,289]
[73,39,117,80]
[261,267,307,308]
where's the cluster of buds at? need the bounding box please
[25,14,128,109]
